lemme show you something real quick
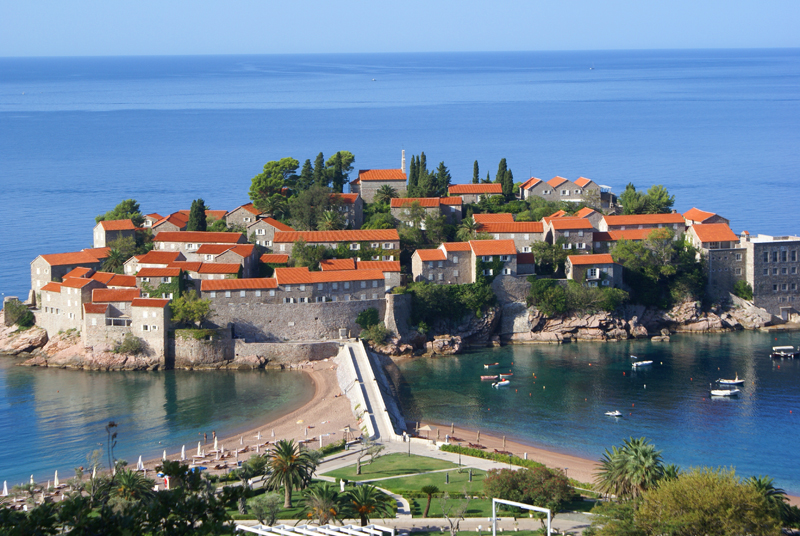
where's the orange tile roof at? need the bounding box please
[470,239,517,256]
[154,231,245,244]
[569,254,615,266]
[550,218,595,230]
[273,267,312,284]
[520,177,542,190]
[167,261,203,272]
[197,263,240,274]
[63,267,94,279]
[473,213,515,223]
[98,219,136,231]
[92,288,141,303]
[89,271,116,284]
[83,303,109,314]
[683,207,716,222]
[39,251,103,266]
[154,212,189,228]
[260,254,289,264]
[229,244,256,257]
[273,229,400,243]
[82,247,111,260]
[136,251,184,264]
[131,298,171,308]
[195,243,254,258]
[356,260,401,272]
[574,177,593,188]
[62,277,96,289]
[357,169,407,182]
[257,217,294,232]
[547,176,569,188]
[391,198,442,208]
[41,282,63,292]
[205,210,228,221]
[136,267,182,277]
[574,207,597,218]
[441,242,472,252]
[332,193,360,205]
[448,184,503,195]
[517,253,536,264]
[320,258,356,271]
[274,267,384,285]
[229,203,262,216]
[548,210,567,218]
[478,222,544,234]
[440,197,463,205]
[691,223,738,243]
[108,274,137,287]
[201,278,278,291]
[146,213,163,220]
[415,249,447,261]
[603,214,685,226]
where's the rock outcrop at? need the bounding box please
[21,331,163,370]
[0,323,48,355]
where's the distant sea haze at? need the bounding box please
[1,49,799,298]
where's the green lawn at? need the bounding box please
[323,453,459,481]
[377,467,487,496]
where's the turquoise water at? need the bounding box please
[0,357,313,486]
[396,330,800,494]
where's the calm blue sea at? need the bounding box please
[397,331,800,494]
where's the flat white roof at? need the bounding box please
[749,234,800,243]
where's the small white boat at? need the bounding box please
[499,373,514,378]
[484,362,499,369]
[631,361,653,368]
[630,355,639,359]
[605,411,622,417]
[716,373,744,386]
[710,388,740,397]
[771,346,799,359]
[492,379,510,388]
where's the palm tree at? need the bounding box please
[266,439,316,508]
[102,248,126,274]
[110,468,154,501]
[456,216,480,242]
[346,484,394,526]
[662,463,681,481]
[594,437,664,501]
[420,485,440,518]
[318,210,344,231]
[745,475,791,521]
[374,185,398,205]
[300,482,344,525]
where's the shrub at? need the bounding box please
[527,279,567,316]
[361,322,390,345]
[356,307,380,329]
[406,281,496,326]
[3,299,34,328]
[441,444,545,470]
[733,280,754,301]
[114,333,146,355]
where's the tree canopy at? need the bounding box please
[96,199,144,227]
[249,157,299,212]
[187,199,207,232]
[619,183,675,214]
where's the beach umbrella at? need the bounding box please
[181,445,185,461]
[271,429,275,437]
[503,436,506,448]
[304,427,308,437]
[240,436,243,446]
[163,450,167,461]
[257,431,262,440]
[92,466,96,480]
[137,456,144,471]
[437,429,440,440]
[30,475,34,485]
[256,444,260,453]
[451,423,455,434]
[419,424,433,439]
[197,442,201,456]
[2,481,7,497]
[214,437,218,451]
[54,470,59,487]
[477,431,481,442]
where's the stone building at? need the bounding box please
[469,239,518,280]
[124,250,185,275]
[37,277,107,336]
[599,213,686,235]
[544,218,595,252]
[565,254,622,288]
[92,288,142,320]
[151,212,189,234]
[447,183,503,204]
[683,207,730,227]
[246,217,294,249]
[190,244,258,277]
[153,231,247,255]
[476,221,544,252]
[332,193,364,229]
[30,250,105,292]
[473,213,515,224]
[225,203,263,229]
[410,242,472,285]
[687,224,746,300]
[82,297,170,360]
[390,197,463,226]
[740,233,800,319]
[93,219,137,248]
[349,152,408,202]
[521,176,614,209]
[272,229,400,259]
[142,213,163,229]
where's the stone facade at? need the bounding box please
[599,213,686,235]
[447,184,503,204]
[272,230,400,258]
[411,245,472,284]
[93,220,136,248]
[565,254,623,288]
[390,197,463,226]
[202,274,385,305]
[350,168,408,203]
[544,219,594,252]
[333,193,364,229]
[477,222,545,253]
[225,203,262,229]
[740,233,800,319]
[30,253,103,292]
[153,231,247,256]
[706,247,746,299]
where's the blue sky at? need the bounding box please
[2,0,799,57]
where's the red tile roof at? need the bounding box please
[593,229,657,242]
[154,231,245,244]
[136,268,182,277]
[415,249,447,261]
[357,169,407,182]
[154,212,189,228]
[440,197,463,205]
[82,247,111,260]
[197,263,240,274]
[574,177,593,188]
[83,303,109,314]
[332,193,360,205]
[89,272,116,284]
[478,222,544,234]
[41,282,63,292]
[92,288,141,303]
[97,219,136,231]
[549,218,595,230]
[108,274,137,287]
[473,213,515,223]
[62,277,96,289]
[260,254,289,264]
[569,254,615,266]
[520,177,542,190]
[63,267,94,279]
[469,239,517,256]
[201,278,278,291]
[574,207,597,218]
[320,258,356,271]
[548,210,567,218]
[195,244,254,257]
[603,214,685,226]
[547,176,569,188]
[146,213,163,220]
[39,251,103,267]
[257,217,294,232]
[683,207,716,222]
[205,210,228,221]
[517,253,536,264]
[448,184,503,195]
[441,242,472,252]
[136,251,184,264]
[356,260,401,272]
[274,267,384,285]
[167,261,203,272]
[273,229,400,243]
[391,198,448,208]
[273,267,312,284]
[131,298,171,308]
[230,203,262,216]
[691,223,738,243]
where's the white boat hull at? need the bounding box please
[710,389,740,397]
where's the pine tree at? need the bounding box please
[503,169,514,197]
[330,152,345,193]
[495,158,508,184]
[187,199,207,232]
[473,161,479,184]
[312,152,327,188]
[297,159,313,190]
[407,156,418,198]
[435,161,452,197]
[419,152,427,176]
[484,171,491,184]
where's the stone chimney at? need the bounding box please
[401,150,406,174]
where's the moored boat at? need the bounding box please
[771,346,799,359]
[481,375,498,381]
[499,373,514,378]
[710,388,740,397]
[605,410,622,417]
[631,361,653,368]
[484,362,499,369]
[716,373,744,385]
[492,379,510,388]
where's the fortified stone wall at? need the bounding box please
[383,292,411,337]
[206,299,386,342]
[233,340,340,365]
[172,328,235,368]
[83,323,128,350]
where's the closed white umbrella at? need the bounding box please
[256,444,260,453]
[163,450,166,461]
[240,436,243,446]
[2,481,7,497]
[214,437,218,451]
[257,431,262,440]
[30,475,34,485]
[271,429,275,438]
[180,445,185,461]
[137,456,144,471]
[92,466,96,480]
[197,442,201,456]
[54,471,59,487]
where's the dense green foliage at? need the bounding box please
[169,291,212,328]
[483,467,573,524]
[356,307,380,329]
[113,333,146,355]
[288,186,343,230]
[530,239,570,276]
[102,234,153,274]
[360,322,391,344]
[407,153,452,197]
[3,299,34,328]
[527,279,628,316]
[265,439,317,508]
[187,199,207,232]
[594,437,666,501]
[96,199,145,227]
[618,183,675,215]
[440,444,546,470]
[403,281,496,326]
[733,279,754,300]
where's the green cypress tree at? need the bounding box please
[331,152,345,193]
[312,152,327,188]
[473,160,479,184]
[503,169,514,197]
[407,155,418,198]
[495,158,508,184]
[484,171,491,183]
[297,159,313,190]
[419,152,427,176]
[187,199,207,232]
[435,161,452,197]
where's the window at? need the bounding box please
[482,256,492,262]
[578,230,584,237]
[300,297,309,303]
[428,274,434,281]
[383,255,394,261]
[371,256,379,261]
[143,311,149,319]
[503,268,511,275]
[453,270,459,277]
[500,255,510,262]
[672,224,678,230]
[782,268,788,274]
[494,234,500,240]
[205,255,213,261]
[141,277,150,282]
[428,261,434,268]
[225,291,231,298]
[763,252,769,262]
[383,243,393,249]
[438,273,443,280]
[438,261,443,268]
[587,268,599,279]
[561,189,569,195]
[372,293,378,299]
[256,229,265,235]
[316,283,323,290]
[601,280,610,286]
[782,284,788,291]
[773,268,778,275]
[734,268,742,275]
[280,244,286,251]
[350,243,360,250]
[772,251,778,262]
[371,242,379,248]
[285,285,292,291]
[792,283,797,290]
[782,251,788,262]
[792,251,797,262]
[360,281,366,288]
[316,296,325,302]
[564,231,570,238]
[773,284,778,291]
[162,277,171,283]
[240,290,246,297]
[269,290,275,296]
[344,282,350,289]
[735,253,742,261]
[792,267,797,274]
[283,297,291,303]
[344,295,351,301]
[562,243,572,249]
[763,268,768,275]
[482,269,494,276]
[332,296,337,302]
[142,325,150,332]
[360,294,366,300]
[255,290,262,297]
[620,226,626,231]
[588,281,598,287]
[524,234,530,240]
[151,325,158,331]
[332,282,338,290]
[452,255,459,263]
[372,281,378,287]
[91,318,96,326]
